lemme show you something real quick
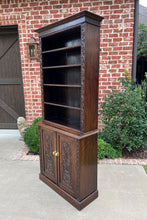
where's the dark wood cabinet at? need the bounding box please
[36,11,103,210]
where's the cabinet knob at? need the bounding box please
[55,152,59,157]
[52,151,59,156]
[52,151,56,155]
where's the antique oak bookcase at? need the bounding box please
[35,11,103,210]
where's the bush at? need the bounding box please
[24,117,42,154]
[137,23,147,59]
[99,70,147,153]
[98,138,121,159]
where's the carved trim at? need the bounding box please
[76,139,80,200]
[38,127,43,173]
[80,23,85,132]
[61,142,72,190]
[44,131,56,179]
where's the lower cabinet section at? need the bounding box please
[38,122,98,210]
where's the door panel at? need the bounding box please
[58,134,78,198]
[0,26,25,128]
[42,128,57,184]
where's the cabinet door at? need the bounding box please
[58,134,79,198]
[42,128,57,184]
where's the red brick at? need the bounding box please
[113,38,122,42]
[50,9,59,14]
[114,0,123,4]
[114,19,122,23]
[100,6,109,10]
[34,7,42,10]
[109,33,118,38]
[110,5,119,10]
[20,3,28,7]
[63,4,72,8]
[124,18,134,23]
[31,11,39,15]
[50,1,58,4]
[109,24,119,29]
[111,14,120,19]
[103,38,112,43]
[40,2,48,5]
[5,9,13,12]
[40,10,49,14]
[122,14,129,18]
[109,52,118,55]
[53,14,63,18]
[93,2,102,6]
[114,9,123,14]
[1,5,9,8]
[70,0,78,3]
[60,0,68,3]
[104,1,113,5]
[80,0,89,2]
[53,5,62,9]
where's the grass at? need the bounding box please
[142,165,147,174]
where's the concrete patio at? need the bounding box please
[0,130,147,220]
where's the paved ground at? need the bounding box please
[12,144,147,165]
[0,130,147,220]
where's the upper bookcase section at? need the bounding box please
[35,10,103,37]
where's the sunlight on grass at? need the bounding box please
[142,165,147,174]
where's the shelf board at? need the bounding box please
[44,102,81,110]
[42,45,81,54]
[42,64,81,69]
[44,84,81,88]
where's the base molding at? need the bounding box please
[40,173,98,210]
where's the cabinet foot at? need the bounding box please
[39,173,98,210]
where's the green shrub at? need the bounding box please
[142,165,147,174]
[99,70,147,153]
[98,138,121,159]
[24,117,42,154]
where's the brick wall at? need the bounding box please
[0,0,135,128]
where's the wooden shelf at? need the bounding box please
[42,64,81,69]
[44,102,81,110]
[42,45,81,54]
[44,84,81,88]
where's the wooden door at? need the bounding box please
[42,128,58,184]
[58,134,78,198]
[0,26,25,129]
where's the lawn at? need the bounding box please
[142,165,147,174]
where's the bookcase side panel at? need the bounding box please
[39,37,45,120]
[83,23,100,132]
[79,134,98,201]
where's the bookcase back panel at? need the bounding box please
[44,86,80,108]
[42,48,81,67]
[43,67,81,85]
[44,104,80,130]
[42,27,81,51]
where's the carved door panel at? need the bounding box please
[42,128,57,184]
[58,134,79,198]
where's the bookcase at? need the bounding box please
[35,11,103,210]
